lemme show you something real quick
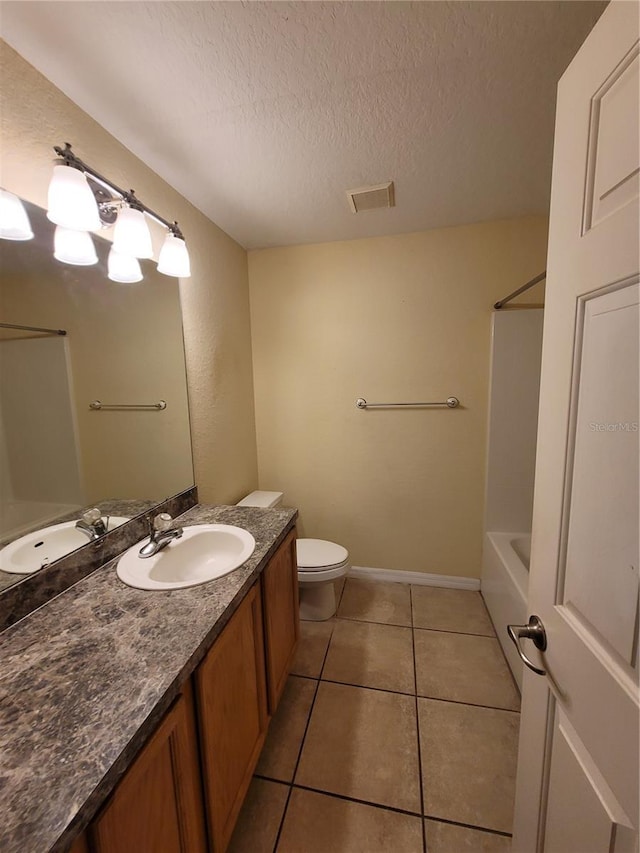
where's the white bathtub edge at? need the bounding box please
[486,531,530,600]
[481,530,530,691]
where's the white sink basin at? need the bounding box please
[116,524,256,590]
[0,517,130,575]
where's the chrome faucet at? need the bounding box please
[139,513,183,558]
[76,508,108,542]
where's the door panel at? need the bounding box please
[563,283,639,666]
[584,45,639,231]
[544,708,634,853]
[512,3,639,850]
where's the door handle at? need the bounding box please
[507,615,547,676]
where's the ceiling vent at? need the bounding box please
[346,181,395,214]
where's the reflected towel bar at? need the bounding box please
[89,400,167,411]
[0,322,67,336]
[356,397,459,409]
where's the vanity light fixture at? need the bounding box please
[112,203,153,259]
[53,225,98,266]
[107,247,143,283]
[158,231,191,278]
[0,189,34,241]
[47,164,101,231]
[47,143,191,278]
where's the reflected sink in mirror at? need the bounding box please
[116,524,256,590]
[0,517,130,575]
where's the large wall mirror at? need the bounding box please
[0,197,194,592]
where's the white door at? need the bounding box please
[511,2,639,851]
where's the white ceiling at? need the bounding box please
[1,1,606,250]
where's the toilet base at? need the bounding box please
[299,581,337,621]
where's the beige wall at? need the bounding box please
[249,217,548,578]
[0,41,258,504]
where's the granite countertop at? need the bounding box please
[0,503,297,853]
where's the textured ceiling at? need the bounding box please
[1,1,606,249]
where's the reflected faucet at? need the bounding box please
[75,508,108,542]
[139,513,183,558]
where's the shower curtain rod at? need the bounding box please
[0,322,67,335]
[494,271,546,309]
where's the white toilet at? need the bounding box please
[237,490,349,621]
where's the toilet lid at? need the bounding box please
[297,538,349,569]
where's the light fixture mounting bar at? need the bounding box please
[53,143,184,239]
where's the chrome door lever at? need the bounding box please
[507,615,547,676]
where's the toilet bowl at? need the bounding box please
[236,491,349,621]
[296,538,349,621]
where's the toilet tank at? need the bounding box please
[236,490,283,508]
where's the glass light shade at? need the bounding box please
[112,206,153,259]
[108,247,143,283]
[54,226,98,266]
[157,232,191,278]
[0,190,34,240]
[47,164,101,231]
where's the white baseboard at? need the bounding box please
[348,565,480,591]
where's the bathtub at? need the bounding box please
[481,531,530,690]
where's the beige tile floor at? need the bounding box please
[229,578,519,853]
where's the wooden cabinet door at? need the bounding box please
[262,528,299,712]
[90,682,206,853]
[69,834,89,853]
[196,582,268,852]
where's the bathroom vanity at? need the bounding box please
[0,503,299,853]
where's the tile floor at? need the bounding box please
[229,578,519,853]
